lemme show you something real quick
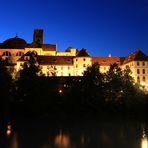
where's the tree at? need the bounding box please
[16,52,42,103]
[0,57,12,136]
[104,63,123,105]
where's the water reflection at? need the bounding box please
[141,127,148,148]
[54,130,71,148]
[1,119,148,148]
[6,122,12,136]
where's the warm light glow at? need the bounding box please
[6,129,11,136]
[54,131,71,148]
[59,89,63,94]
[141,137,148,148]
[141,128,148,148]
[6,123,12,136]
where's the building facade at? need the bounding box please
[0,29,148,90]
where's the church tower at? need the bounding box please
[33,29,44,44]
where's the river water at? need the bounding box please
[1,117,148,148]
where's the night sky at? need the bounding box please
[0,0,148,56]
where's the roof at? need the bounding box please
[42,44,56,51]
[0,37,27,49]
[76,49,90,57]
[92,56,122,66]
[123,49,148,64]
[37,56,73,65]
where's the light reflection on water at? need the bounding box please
[1,119,148,148]
[141,127,148,148]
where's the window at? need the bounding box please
[137,69,140,74]
[104,67,106,70]
[143,76,145,82]
[83,58,86,61]
[76,64,78,68]
[68,66,70,70]
[83,64,86,67]
[3,51,11,56]
[76,59,78,62]
[143,69,145,74]
[137,62,139,66]
[142,62,145,66]
[137,76,140,83]
[16,51,24,56]
[61,66,63,70]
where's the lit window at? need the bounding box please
[143,69,145,74]
[137,69,140,74]
[137,62,139,66]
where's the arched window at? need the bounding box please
[143,76,145,82]
[16,51,24,56]
[137,76,140,83]
[137,69,140,74]
[2,51,11,56]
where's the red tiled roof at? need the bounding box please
[92,56,122,66]
[123,49,148,64]
[37,56,73,65]
[42,44,56,51]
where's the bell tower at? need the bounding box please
[33,29,44,44]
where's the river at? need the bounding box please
[1,117,148,148]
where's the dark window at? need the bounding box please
[16,51,24,56]
[137,76,140,83]
[61,66,63,70]
[83,58,86,61]
[83,64,86,67]
[143,76,145,82]
[76,64,78,68]
[142,62,145,66]
[137,69,140,74]
[143,69,145,74]
[137,62,139,66]
[76,59,78,61]
[3,51,11,56]
[68,66,70,70]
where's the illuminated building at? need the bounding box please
[0,29,147,90]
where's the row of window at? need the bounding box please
[2,51,24,56]
[137,76,146,83]
[137,61,147,66]
[75,64,86,68]
[137,69,146,74]
[75,58,86,62]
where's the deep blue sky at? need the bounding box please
[0,0,148,56]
